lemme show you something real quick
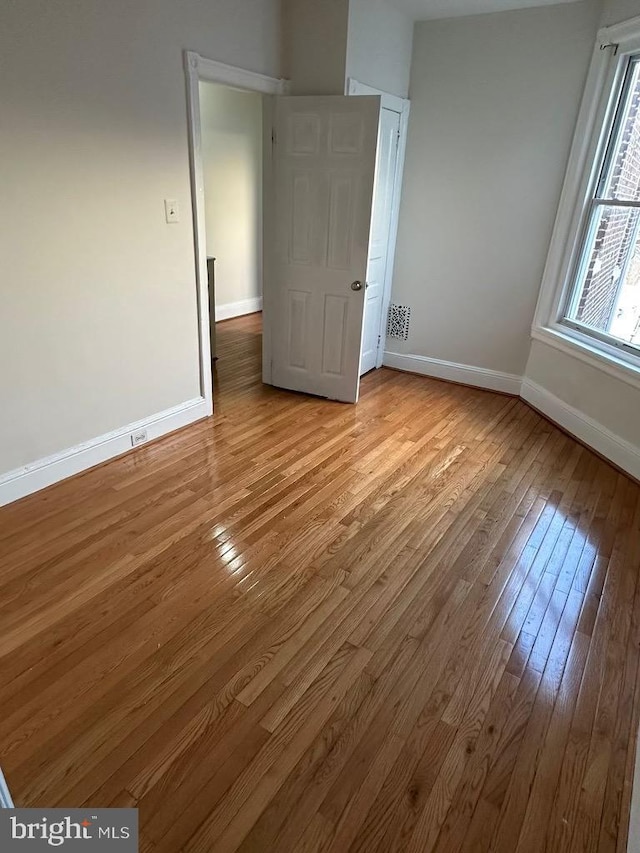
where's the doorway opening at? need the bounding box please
[184,54,409,411]
[183,52,287,414]
[199,80,264,400]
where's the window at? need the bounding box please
[563,56,640,354]
[534,17,640,382]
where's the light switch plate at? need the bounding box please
[164,199,179,223]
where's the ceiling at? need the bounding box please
[390,0,582,21]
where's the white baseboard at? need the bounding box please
[382,350,640,481]
[0,397,211,508]
[382,351,522,395]
[2,352,638,506]
[215,297,262,322]
[521,379,640,481]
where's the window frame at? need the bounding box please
[532,14,640,390]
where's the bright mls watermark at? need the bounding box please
[0,809,138,851]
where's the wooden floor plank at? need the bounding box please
[1,312,639,852]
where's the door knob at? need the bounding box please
[351,280,363,291]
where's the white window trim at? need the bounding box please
[532,14,640,392]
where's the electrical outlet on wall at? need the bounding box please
[130,429,148,447]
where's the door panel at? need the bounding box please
[288,291,309,369]
[268,95,381,403]
[290,174,313,264]
[360,107,401,376]
[322,295,349,375]
[327,175,355,269]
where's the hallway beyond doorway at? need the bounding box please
[213,312,263,406]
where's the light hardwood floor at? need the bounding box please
[1,312,639,852]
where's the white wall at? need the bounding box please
[346,0,414,97]
[0,0,281,478]
[282,0,350,95]
[388,0,601,377]
[200,83,262,313]
[283,0,413,98]
[522,0,640,477]
[524,341,640,448]
[387,0,639,478]
[601,0,640,24]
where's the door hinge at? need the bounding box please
[271,127,277,146]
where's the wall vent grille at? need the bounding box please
[387,304,411,340]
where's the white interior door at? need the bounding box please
[266,95,381,403]
[360,107,401,376]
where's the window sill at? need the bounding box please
[531,323,640,392]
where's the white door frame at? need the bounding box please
[347,78,410,369]
[183,51,289,412]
